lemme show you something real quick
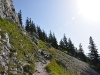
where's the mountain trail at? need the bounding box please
[33,60,50,75]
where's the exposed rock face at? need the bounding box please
[0,32,22,75]
[0,0,19,24]
[0,32,11,75]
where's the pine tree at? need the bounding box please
[62,34,68,50]
[79,43,84,53]
[48,31,58,48]
[48,30,53,43]
[25,17,30,32]
[18,10,22,26]
[42,30,48,42]
[75,48,78,58]
[78,43,86,62]
[30,21,36,34]
[68,38,75,56]
[45,33,48,42]
[59,39,64,50]
[52,33,58,49]
[36,26,42,40]
[88,36,99,67]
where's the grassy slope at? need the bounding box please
[46,59,70,75]
[0,18,75,75]
[0,18,38,74]
[38,40,73,75]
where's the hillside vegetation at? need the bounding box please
[38,39,100,75]
[0,18,38,74]
[0,18,99,75]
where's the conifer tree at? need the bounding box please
[59,39,64,50]
[63,34,68,50]
[52,33,58,49]
[88,36,99,67]
[68,38,75,56]
[18,10,22,26]
[45,33,48,42]
[42,30,48,42]
[75,48,78,57]
[48,30,53,43]
[48,31,58,48]
[30,21,36,34]
[79,43,84,53]
[78,43,86,62]
[36,26,42,39]
[25,17,30,32]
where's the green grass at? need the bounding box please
[46,59,70,75]
[38,40,72,75]
[0,18,37,74]
[38,39,50,50]
[38,40,77,75]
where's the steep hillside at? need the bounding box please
[0,18,100,75]
[0,18,38,75]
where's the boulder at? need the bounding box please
[41,51,52,60]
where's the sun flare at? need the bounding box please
[78,0,100,20]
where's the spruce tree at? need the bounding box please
[52,33,58,49]
[68,38,75,56]
[59,39,64,50]
[48,30,53,43]
[79,43,84,53]
[88,36,99,67]
[25,17,30,32]
[78,43,86,62]
[75,48,78,57]
[30,21,36,34]
[18,10,22,26]
[36,26,42,40]
[42,30,49,42]
[63,34,68,50]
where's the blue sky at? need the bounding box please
[13,0,100,54]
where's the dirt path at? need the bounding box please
[33,60,50,75]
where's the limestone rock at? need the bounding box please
[0,0,19,24]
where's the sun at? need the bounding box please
[78,0,100,20]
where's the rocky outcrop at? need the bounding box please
[0,32,10,75]
[0,0,19,24]
[0,31,23,75]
